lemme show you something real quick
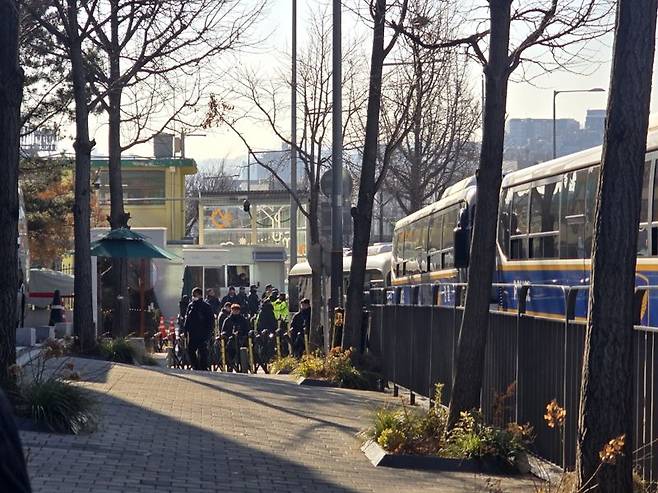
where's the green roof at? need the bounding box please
[91,157,196,168]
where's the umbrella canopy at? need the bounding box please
[90,228,176,259]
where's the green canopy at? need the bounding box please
[90,228,176,259]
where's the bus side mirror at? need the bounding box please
[454,227,469,268]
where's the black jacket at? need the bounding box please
[221,293,238,307]
[222,314,250,339]
[247,292,260,316]
[290,308,311,336]
[218,310,230,332]
[236,292,249,313]
[206,296,221,316]
[183,298,214,341]
[256,302,277,332]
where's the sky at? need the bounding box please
[80,0,657,165]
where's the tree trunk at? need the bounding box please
[67,0,96,351]
[306,195,322,348]
[0,0,22,388]
[344,0,387,350]
[447,0,511,428]
[107,0,130,337]
[576,1,657,490]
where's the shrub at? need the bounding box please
[362,384,449,455]
[294,353,325,378]
[362,383,533,467]
[444,411,533,466]
[99,337,138,364]
[292,348,377,389]
[17,378,98,434]
[378,428,405,452]
[270,355,299,374]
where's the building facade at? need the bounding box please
[92,157,196,241]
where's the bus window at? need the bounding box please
[529,181,560,259]
[498,189,512,257]
[510,188,530,259]
[428,213,442,271]
[584,166,600,257]
[442,206,457,269]
[417,217,430,273]
[406,222,421,275]
[393,228,404,275]
[560,169,588,259]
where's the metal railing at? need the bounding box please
[365,282,658,481]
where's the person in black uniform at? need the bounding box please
[247,285,260,317]
[256,300,277,333]
[221,286,238,307]
[218,302,232,335]
[236,286,249,316]
[182,287,214,370]
[205,289,221,317]
[221,304,250,341]
[290,298,311,357]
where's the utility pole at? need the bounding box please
[290,0,299,307]
[330,0,343,315]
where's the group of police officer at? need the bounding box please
[178,284,311,371]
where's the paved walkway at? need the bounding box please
[20,359,538,492]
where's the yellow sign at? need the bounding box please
[334,311,344,327]
[210,208,233,229]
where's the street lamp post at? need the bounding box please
[330,0,343,318]
[552,87,606,159]
[290,0,298,290]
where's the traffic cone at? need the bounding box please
[169,318,176,335]
[159,316,166,338]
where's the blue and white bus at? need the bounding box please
[392,126,658,324]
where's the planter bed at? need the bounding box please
[361,439,518,474]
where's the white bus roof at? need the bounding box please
[289,251,391,277]
[394,176,476,232]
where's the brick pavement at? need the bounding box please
[20,359,538,492]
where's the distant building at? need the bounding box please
[20,128,58,156]
[504,109,606,169]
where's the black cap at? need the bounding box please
[300,298,310,304]
[250,285,257,290]
[265,284,273,290]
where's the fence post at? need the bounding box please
[562,287,579,470]
[452,285,463,378]
[408,286,420,405]
[516,285,530,425]
[428,283,441,404]
[393,287,400,398]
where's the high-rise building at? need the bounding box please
[504,109,606,169]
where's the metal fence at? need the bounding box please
[366,284,658,480]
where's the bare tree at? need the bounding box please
[209,9,367,345]
[24,0,97,351]
[577,1,657,490]
[388,0,612,427]
[0,0,23,386]
[380,6,479,215]
[185,162,237,236]
[80,0,263,335]
[19,2,73,142]
[343,0,412,349]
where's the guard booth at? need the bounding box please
[180,246,287,298]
